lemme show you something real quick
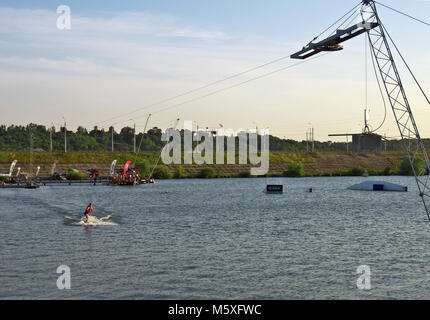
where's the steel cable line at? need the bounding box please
[129,53,332,122]
[88,54,295,128]
[310,1,363,42]
[381,22,430,106]
[376,1,430,27]
[88,3,363,129]
[368,35,387,133]
[147,118,180,180]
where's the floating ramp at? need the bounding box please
[348,181,407,192]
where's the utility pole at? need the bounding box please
[111,127,114,152]
[384,133,387,152]
[49,123,53,152]
[306,131,309,152]
[253,121,258,135]
[29,132,33,181]
[129,119,136,153]
[308,124,314,153]
[290,0,430,221]
[62,117,67,153]
[134,123,136,153]
[312,127,314,153]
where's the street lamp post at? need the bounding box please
[252,121,258,134]
[130,119,136,153]
[62,117,67,153]
[111,126,114,152]
[49,122,54,152]
[308,123,314,153]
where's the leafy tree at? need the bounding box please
[174,166,185,179]
[152,166,172,179]
[237,171,251,178]
[283,162,304,177]
[135,160,150,175]
[198,167,216,178]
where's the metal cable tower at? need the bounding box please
[362,0,430,220]
[292,0,430,221]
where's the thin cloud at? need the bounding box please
[0,7,234,41]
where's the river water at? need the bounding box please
[1,176,430,299]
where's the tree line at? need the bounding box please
[0,123,421,152]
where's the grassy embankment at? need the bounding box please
[0,151,411,179]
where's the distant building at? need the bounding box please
[352,133,382,154]
[328,132,383,154]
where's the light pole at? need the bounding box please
[62,117,67,153]
[384,133,387,152]
[192,121,199,136]
[50,122,54,152]
[252,121,258,134]
[306,130,309,152]
[346,129,351,152]
[129,119,136,153]
[111,126,114,152]
[193,121,199,132]
[308,123,314,153]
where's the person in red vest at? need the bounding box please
[84,203,93,223]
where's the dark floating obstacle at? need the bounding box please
[266,185,283,194]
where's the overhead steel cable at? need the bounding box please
[368,36,387,133]
[89,3,363,129]
[381,22,430,106]
[375,1,430,27]
[132,113,151,167]
[331,9,362,37]
[129,53,332,121]
[88,54,295,128]
[147,118,180,180]
[311,1,363,42]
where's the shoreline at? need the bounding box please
[0,151,409,179]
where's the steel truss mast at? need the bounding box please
[292,0,430,222]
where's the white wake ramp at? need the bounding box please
[348,181,408,192]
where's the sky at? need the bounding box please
[0,0,429,141]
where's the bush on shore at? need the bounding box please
[135,160,150,176]
[197,167,216,179]
[174,166,185,179]
[152,166,173,179]
[283,162,304,177]
[344,166,366,176]
[237,171,251,178]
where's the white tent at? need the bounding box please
[348,181,408,192]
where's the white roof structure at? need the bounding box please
[348,181,408,192]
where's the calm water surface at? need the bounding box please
[1,176,430,299]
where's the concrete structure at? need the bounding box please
[352,133,382,154]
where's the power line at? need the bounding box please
[89,3,363,129]
[312,1,363,42]
[88,54,295,128]
[376,1,430,27]
[131,53,332,121]
[147,118,180,180]
[381,22,430,106]
[368,34,387,133]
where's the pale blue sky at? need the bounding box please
[0,0,429,141]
